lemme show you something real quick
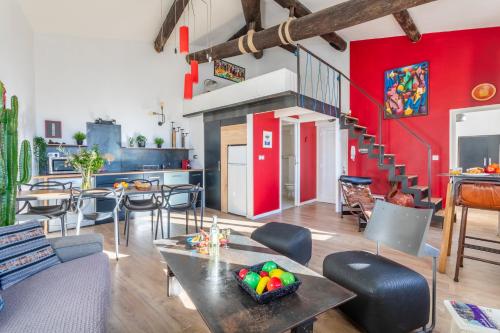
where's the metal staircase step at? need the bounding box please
[372,144,385,148]
[410,185,429,192]
[363,134,376,138]
[353,124,367,131]
[394,164,405,168]
[344,115,359,123]
[417,196,443,210]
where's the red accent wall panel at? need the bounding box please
[253,112,280,216]
[300,122,317,202]
[349,27,500,205]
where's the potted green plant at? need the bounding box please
[62,146,106,190]
[73,131,86,146]
[128,137,135,147]
[33,136,48,175]
[136,135,147,148]
[154,137,165,148]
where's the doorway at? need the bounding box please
[281,119,299,210]
[450,105,500,169]
[317,122,336,203]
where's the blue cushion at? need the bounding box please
[0,221,61,290]
[339,175,373,185]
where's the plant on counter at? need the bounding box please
[154,137,165,148]
[136,134,147,148]
[73,131,86,146]
[33,136,48,175]
[61,145,106,190]
[0,81,32,226]
[128,137,135,147]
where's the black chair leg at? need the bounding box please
[151,211,154,233]
[160,209,164,239]
[193,206,198,232]
[167,209,171,239]
[155,210,159,240]
[60,215,66,237]
[126,211,131,247]
[185,211,189,234]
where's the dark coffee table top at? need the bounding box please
[155,233,355,333]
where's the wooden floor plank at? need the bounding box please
[62,203,500,333]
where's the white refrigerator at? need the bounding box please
[228,145,247,216]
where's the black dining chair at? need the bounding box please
[17,181,73,236]
[159,184,200,239]
[122,179,164,246]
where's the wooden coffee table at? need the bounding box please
[155,233,355,333]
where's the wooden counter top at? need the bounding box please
[33,169,204,179]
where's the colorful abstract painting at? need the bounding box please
[384,62,429,119]
[214,59,245,83]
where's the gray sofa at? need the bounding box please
[0,234,110,333]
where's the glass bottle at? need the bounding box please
[209,216,220,256]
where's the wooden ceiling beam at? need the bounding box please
[273,0,347,52]
[154,0,190,53]
[240,0,264,59]
[393,9,422,42]
[230,26,296,54]
[187,0,436,63]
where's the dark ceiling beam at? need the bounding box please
[393,9,422,42]
[240,0,264,59]
[154,0,190,53]
[187,0,436,63]
[230,25,296,54]
[273,0,347,52]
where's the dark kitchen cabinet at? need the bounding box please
[204,120,221,211]
[458,135,500,170]
[189,171,203,207]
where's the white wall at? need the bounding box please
[456,108,500,137]
[0,0,35,141]
[33,33,193,150]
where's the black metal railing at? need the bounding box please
[296,44,432,204]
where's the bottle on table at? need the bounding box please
[209,216,220,256]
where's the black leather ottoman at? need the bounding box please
[251,222,312,265]
[323,251,430,333]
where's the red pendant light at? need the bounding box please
[184,73,193,100]
[179,26,189,54]
[190,60,199,84]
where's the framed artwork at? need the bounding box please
[214,59,245,83]
[384,61,429,119]
[45,120,62,138]
[263,131,272,149]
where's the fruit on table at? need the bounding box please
[269,268,285,279]
[465,167,485,174]
[485,165,496,174]
[113,181,129,188]
[266,277,283,291]
[280,272,296,286]
[256,276,270,295]
[262,261,278,273]
[238,268,249,280]
[259,271,269,277]
[243,272,261,290]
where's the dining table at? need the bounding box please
[16,184,205,260]
[437,173,500,273]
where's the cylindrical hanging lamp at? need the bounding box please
[190,60,199,84]
[179,26,189,54]
[184,73,193,100]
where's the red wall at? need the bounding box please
[253,112,280,216]
[349,27,500,204]
[300,122,317,202]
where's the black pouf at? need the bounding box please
[323,251,430,333]
[251,222,312,265]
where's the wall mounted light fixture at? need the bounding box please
[153,101,166,126]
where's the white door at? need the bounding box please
[317,125,336,203]
[228,146,247,216]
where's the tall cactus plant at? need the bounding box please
[0,81,32,226]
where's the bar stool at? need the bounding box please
[454,180,500,282]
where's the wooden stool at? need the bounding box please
[454,181,500,282]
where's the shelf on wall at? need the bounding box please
[121,147,193,150]
[47,144,88,148]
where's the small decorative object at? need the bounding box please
[234,262,301,304]
[203,79,218,93]
[181,130,189,148]
[61,146,105,190]
[471,83,496,101]
[263,131,272,149]
[72,131,86,146]
[45,120,62,138]
[384,61,429,119]
[184,73,193,99]
[133,181,151,191]
[171,122,177,148]
[214,59,245,83]
[179,25,189,54]
[0,82,32,226]
[33,136,48,175]
[152,102,166,126]
[95,118,116,125]
[136,135,147,148]
[387,183,414,207]
[128,137,135,147]
[191,60,199,83]
[154,137,165,148]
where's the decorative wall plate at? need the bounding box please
[471,83,496,101]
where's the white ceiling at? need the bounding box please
[17,0,500,45]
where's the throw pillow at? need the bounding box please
[0,221,61,290]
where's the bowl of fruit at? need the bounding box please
[234,261,301,304]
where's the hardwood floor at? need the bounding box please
[68,203,500,333]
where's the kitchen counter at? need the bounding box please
[33,169,204,179]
